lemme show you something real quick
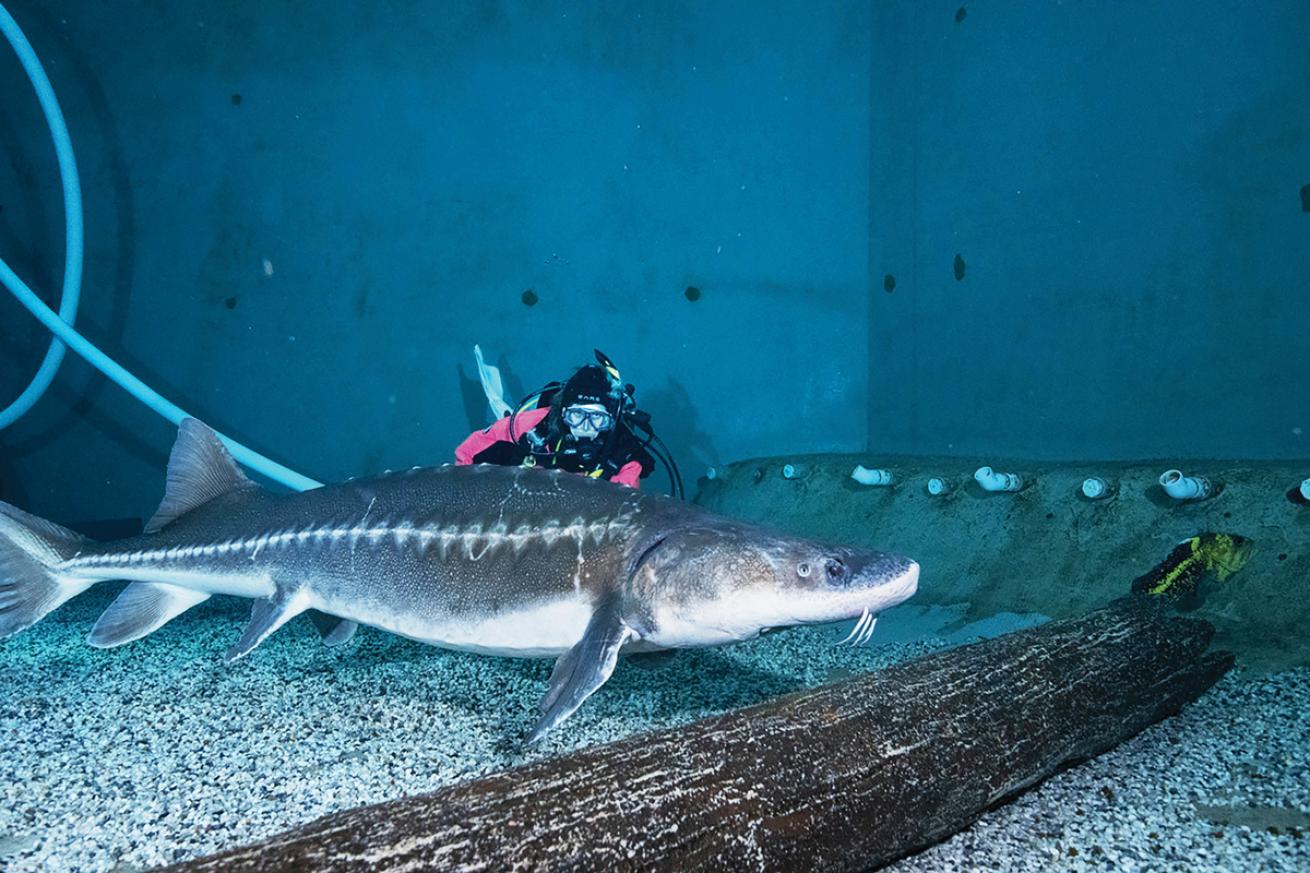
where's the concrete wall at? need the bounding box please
[869,1,1310,460]
[5,0,1309,526]
[0,1,872,521]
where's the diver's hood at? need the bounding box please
[561,364,620,410]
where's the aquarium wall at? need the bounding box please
[0,0,872,520]
[3,1,1309,526]
[868,0,1310,461]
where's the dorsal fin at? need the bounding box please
[146,419,254,533]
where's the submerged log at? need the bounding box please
[167,602,1231,873]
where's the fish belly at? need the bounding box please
[329,592,595,659]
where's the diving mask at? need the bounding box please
[563,404,614,438]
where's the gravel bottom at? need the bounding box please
[886,669,1310,873]
[0,590,1305,872]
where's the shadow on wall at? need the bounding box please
[641,376,716,487]
[0,58,57,381]
[455,363,487,436]
[1,2,139,454]
[0,448,26,505]
[454,349,526,438]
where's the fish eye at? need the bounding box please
[797,562,811,577]
[826,559,846,579]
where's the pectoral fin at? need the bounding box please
[528,597,632,744]
[306,610,358,647]
[226,588,307,663]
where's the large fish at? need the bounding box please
[0,419,919,740]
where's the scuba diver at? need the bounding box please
[455,350,684,496]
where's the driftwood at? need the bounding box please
[165,602,1231,873]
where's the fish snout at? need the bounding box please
[898,559,920,598]
[858,552,919,606]
[847,550,916,585]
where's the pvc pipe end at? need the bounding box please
[1082,477,1108,499]
[851,465,892,486]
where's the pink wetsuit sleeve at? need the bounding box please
[454,417,514,465]
[612,460,643,489]
[454,408,551,465]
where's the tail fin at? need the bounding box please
[0,502,92,640]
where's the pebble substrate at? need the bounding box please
[0,590,1305,872]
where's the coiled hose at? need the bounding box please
[0,3,319,490]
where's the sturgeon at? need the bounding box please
[0,419,919,740]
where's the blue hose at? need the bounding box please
[0,1,81,430]
[0,3,320,491]
[0,260,321,490]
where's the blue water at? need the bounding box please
[1,2,1309,871]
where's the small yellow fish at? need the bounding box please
[1131,533,1254,604]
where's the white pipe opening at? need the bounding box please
[1159,469,1212,500]
[851,465,894,486]
[974,466,1023,492]
[1081,477,1114,499]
